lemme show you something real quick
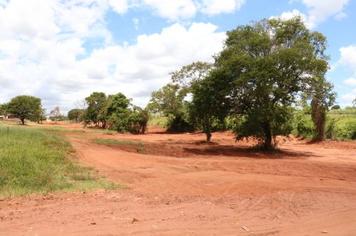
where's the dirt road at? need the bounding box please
[1,127,356,235]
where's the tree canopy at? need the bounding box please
[68,109,85,122]
[82,92,148,134]
[7,95,43,125]
[206,17,331,149]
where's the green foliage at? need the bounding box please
[68,109,85,122]
[7,95,43,125]
[333,118,356,140]
[0,103,8,116]
[292,110,315,138]
[127,107,149,134]
[167,115,194,133]
[189,69,230,141]
[147,83,192,132]
[331,105,341,110]
[84,92,107,128]
[326,108,356,140]
[147,83,185,117]
[148,115,168,128]
[105,92,131,131]
[208,17,331,149]
[82,92,148,134]
[171,61,212,90]
[0,125,117,197]
[293,108,356,140]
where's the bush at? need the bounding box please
[325,118,337,139]
[127,110,148,134]
[107,109,148,134]
[334,118,356,140]
[292,111,314,138]
[167,115,194,132]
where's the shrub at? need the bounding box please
[292,111,314,138]
[167,115,194,132]
[334,118,356,140]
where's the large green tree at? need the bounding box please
[213,17,331,149]
[7,95,42,125]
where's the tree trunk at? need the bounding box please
[263,122,273,150]
[204,117,212,142]
[20,118,25,125]
[206,131,212,142]
[311,98,326,141]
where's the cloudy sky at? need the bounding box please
[0,0,355,113]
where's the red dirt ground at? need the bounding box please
[1,124,356,235]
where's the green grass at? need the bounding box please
[94,138,146,153]
[292,108,356,140]
[0,125,119,198]
[148,116,168,128]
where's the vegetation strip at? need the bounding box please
[94,138,145,153]
[0,125,117,198]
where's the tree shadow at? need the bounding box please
[183,144,316,160]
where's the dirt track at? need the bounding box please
[1,125,356,235]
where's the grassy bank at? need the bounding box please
[0,125,117,198]
[94,138,145,153]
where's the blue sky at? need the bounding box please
[0,0,355,113]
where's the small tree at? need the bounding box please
[105,93,131,132]
[49,107,66,122]
[147,83,193,132]
[84,92,107,128]
[68,109,85,122]
[127,107,149,134]
[189,70,230,142]
[7,95,42,125]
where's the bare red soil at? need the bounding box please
[1,124,356,235]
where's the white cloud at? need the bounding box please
[200,0,245,15]
[344,78,356,86]
[271,9,307,22]
[276,0,350,28]
[301,0,350,28]
[0,0,226,111]
[339,45,356,73]
[337,45,356,106]
[142,0,197,21]
[107,0,129,14]
[135,0,246,21]
[0,0,242,111]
